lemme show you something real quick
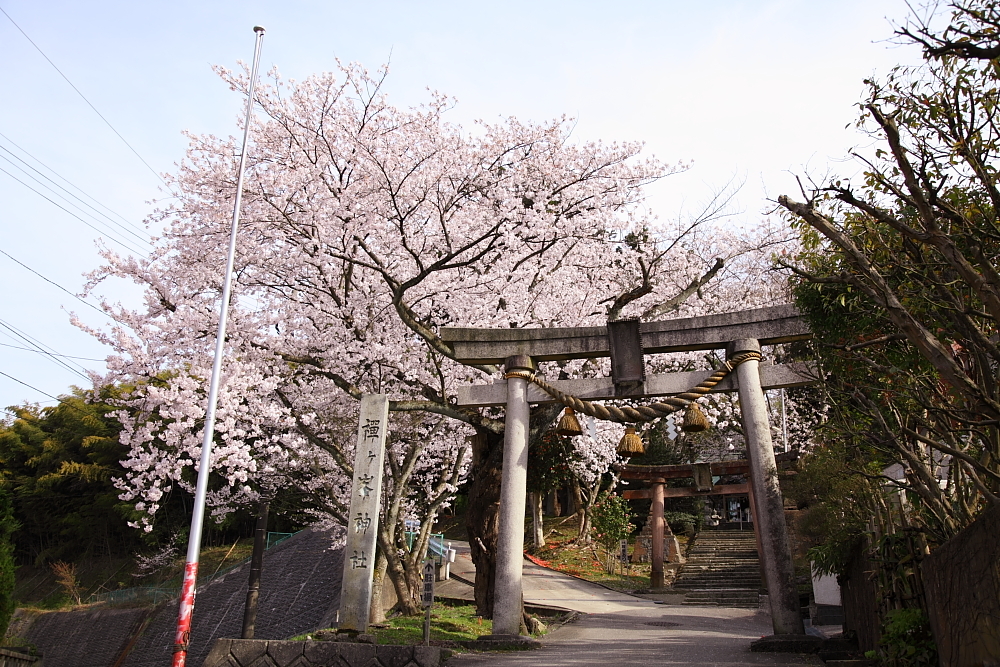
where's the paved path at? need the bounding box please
[447,604,822,666]
[437,542,822,666]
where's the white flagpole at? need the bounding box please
[171,25,265,667]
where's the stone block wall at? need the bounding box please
[202,639,442,667]
[8,606,153,667]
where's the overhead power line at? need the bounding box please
[0,5,170,190]
[0,142,151,245]
[0,153,151,250]
[0,370,102,418]
[0,248,109,316]
[0,341,105,361]
[0,317,92,381]
[0,165,148,256]
[0,130,150,237]
[0,369,63,402]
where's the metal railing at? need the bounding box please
[403,531,446,560]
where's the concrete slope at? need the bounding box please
[122,527,343,667]
[11,607,153,667]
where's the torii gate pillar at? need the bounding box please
[730,339,804,635]
[491,355,534,638]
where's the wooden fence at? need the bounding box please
[921,502,1000,667]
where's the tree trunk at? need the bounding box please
[530,492,545,549]
[378,520,425,617]
[466,405,560,618]
[466,429,503,618]
[368,548,388,624]
[573,479,591,543]
[383,545,422,616]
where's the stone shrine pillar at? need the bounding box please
[729,339,803,635]
[489,355,535,638]
[338,394,389,634]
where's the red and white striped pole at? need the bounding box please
[171,25,265,667]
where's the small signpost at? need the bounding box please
[338,394,389,635]
[620,539,629,576]
[422,559,436,645]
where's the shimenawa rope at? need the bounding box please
[504,351,762,424]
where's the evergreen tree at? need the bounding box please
[0,485,17,638]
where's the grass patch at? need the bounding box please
[431,515,467,542]
[525,515,688,592]
[374,604,490,645]
[296,603,491,646]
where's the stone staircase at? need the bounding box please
[674,529,761,607]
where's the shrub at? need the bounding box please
[590,493,634,573]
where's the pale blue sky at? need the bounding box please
[0,0,921,411]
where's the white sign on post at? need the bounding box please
[422,560,436,608]
[338,394,389,634]
[422,559,435,646]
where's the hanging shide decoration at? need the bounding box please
[617,426,645,456]
[555,407,584,437]
[682,402,710,433]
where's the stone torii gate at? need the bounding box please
[442,304,815,641]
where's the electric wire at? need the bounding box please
[0,5,171,191]
[0,165,148,257]
[0,341,105,361]
[0,144,151,245]
[0,248,110,316]
[0,318,92,380]
[0,326,91,380]
[0,370,101,419]
[0,157,151,253]
[0,130,150,237]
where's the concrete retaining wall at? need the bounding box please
[6,528,344,667]
[202,639,441,667]
[123,528,343,667]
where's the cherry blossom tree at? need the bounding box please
[86,62,786,618]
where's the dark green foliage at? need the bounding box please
[527,430,577,494]
[866,608,938,667]
[0,388,138,564]
[784,441,885,575]
[662,511,700,536]
[0,486,17,638]
[780,0,1000,548]
[0,387,279,566]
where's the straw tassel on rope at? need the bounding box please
[555,407,584,436]
[617,426,645,456]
